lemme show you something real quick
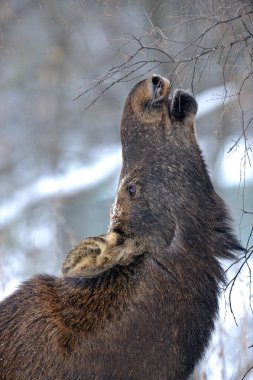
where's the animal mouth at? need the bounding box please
[152,75,163,99]
[145,74,172,114]
[150,74,170,103]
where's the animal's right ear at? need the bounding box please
[170,90,198,121]
[62,232,145,278]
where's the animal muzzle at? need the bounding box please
[150,74,170,101]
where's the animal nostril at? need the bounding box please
[152,76,161,86]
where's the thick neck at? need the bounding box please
[58,238,223,336]
[59,256,147,332]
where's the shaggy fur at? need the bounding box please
[0,75,242,380]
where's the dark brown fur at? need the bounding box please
[0,75,242,380]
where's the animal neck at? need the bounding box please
[58,241,222,337]
[58,256,147,332]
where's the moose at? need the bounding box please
[0,75,242,379]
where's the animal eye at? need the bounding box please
[127,184,136,198]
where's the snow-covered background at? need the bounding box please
[0,1,252,379]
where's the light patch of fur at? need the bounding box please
[62,232,145,278]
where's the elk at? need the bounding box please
[0,75,242,380]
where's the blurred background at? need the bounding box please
[0,1,252,379]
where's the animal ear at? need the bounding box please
[170,90,198,121]
[62,232,144,278]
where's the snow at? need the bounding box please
[217,140,253,186]
[196,83,235,119]
[0,146,121,229]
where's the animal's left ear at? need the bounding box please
[170,90,198,121]
[62,232,144,278]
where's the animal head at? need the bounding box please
[110,75,199,244]
[63,75,241,279]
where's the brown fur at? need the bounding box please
[0,75,242,380]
